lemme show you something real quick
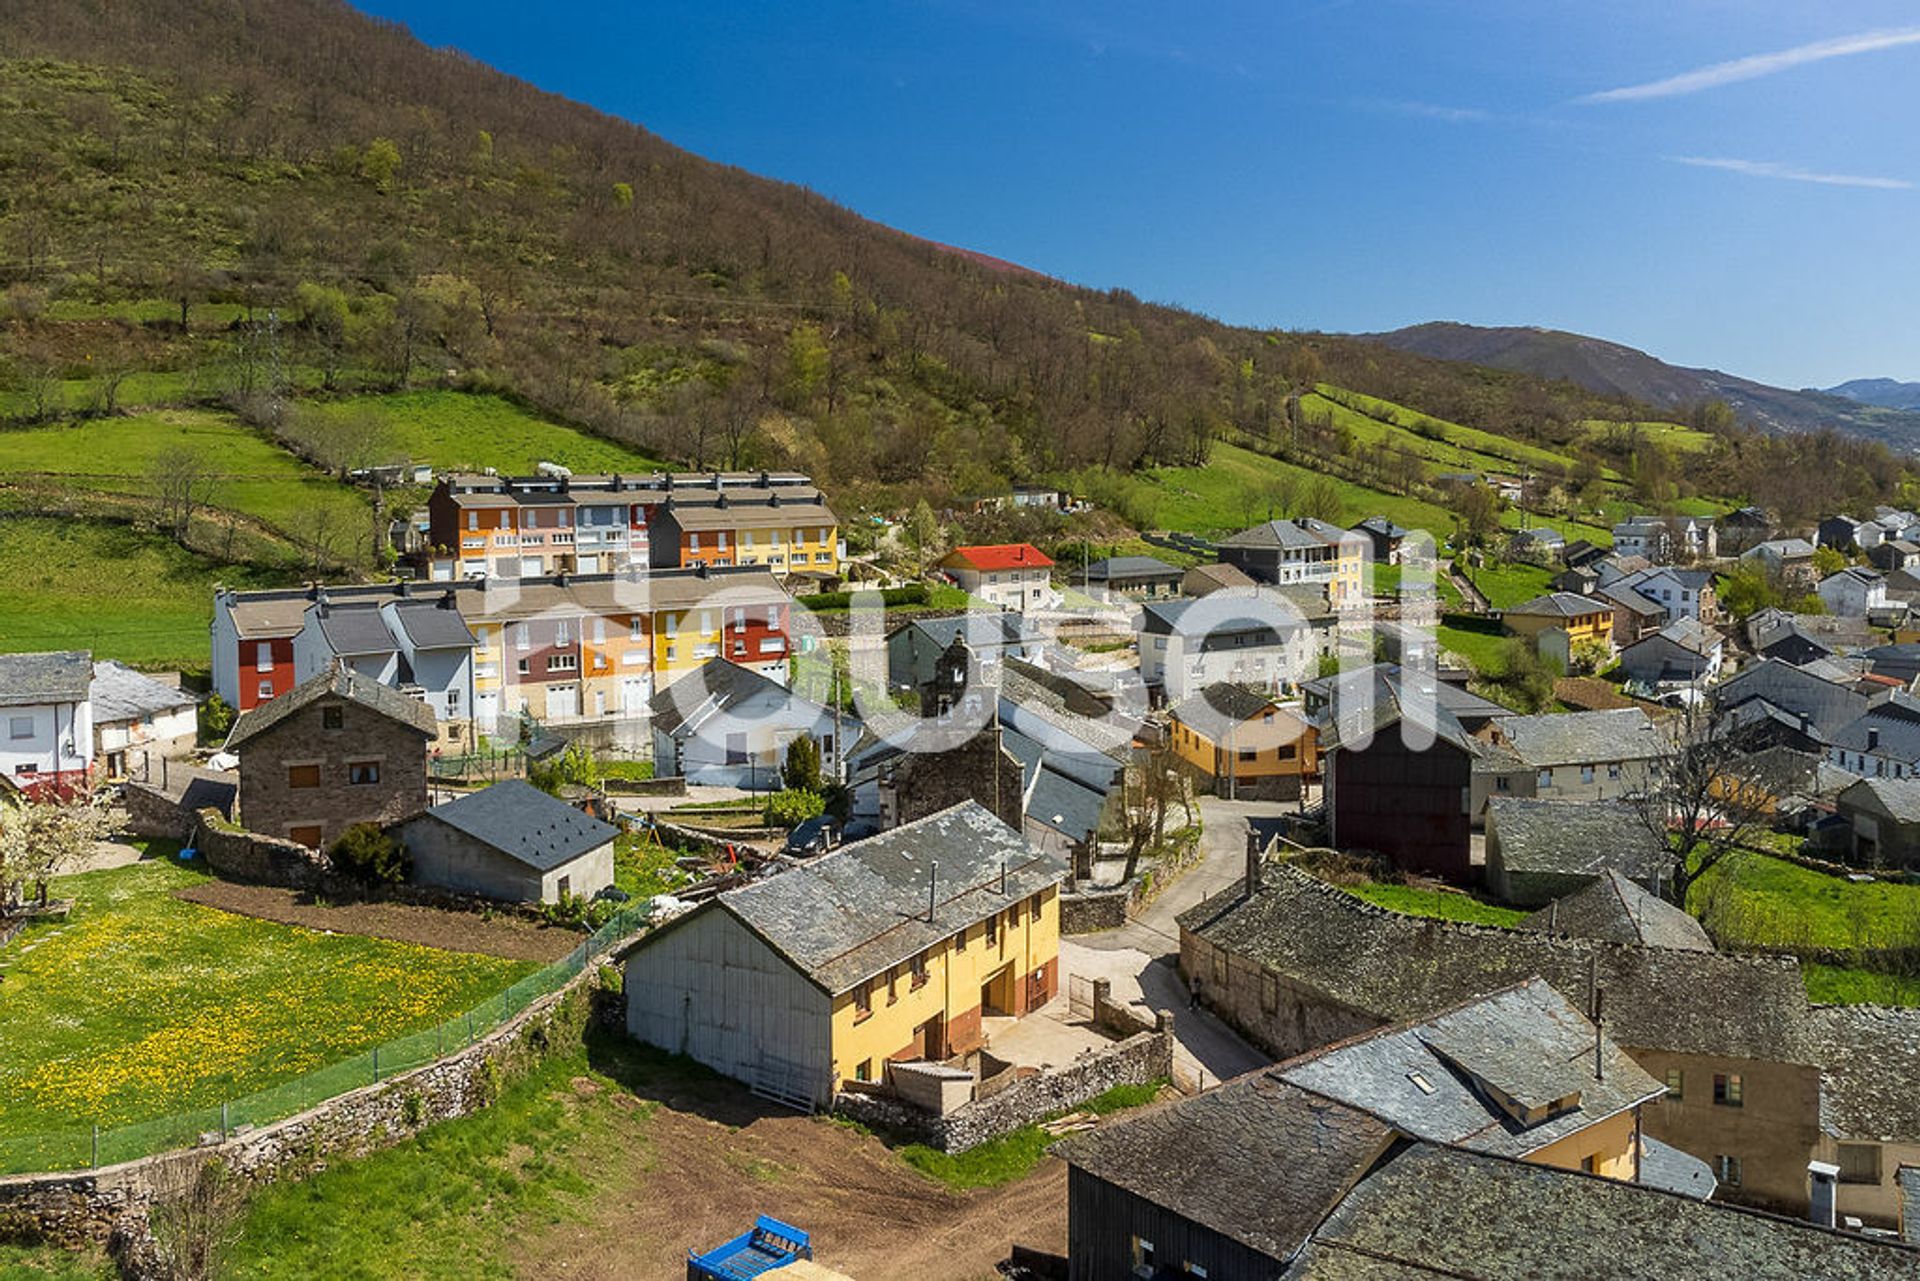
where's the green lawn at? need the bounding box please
[1690,849,1920,954]
[898,1080,1165,1189]
[1436,616,1513,673]
[0,516,290,668]
[222,1042,653,1280]
[1343,883,1529,928]
[612,829,698,900]
[1803,965,1920,1007]
[1308,386,1606,481]
[1147,441,1460,537]
[1371,561,1465,608]
[0,408,367,537]
[297,390,665,475]
[0,856,535,1164]
[0,1245,114,1281]
[1576,419,1719,455]
[1466,561,1557,610]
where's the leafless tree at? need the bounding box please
[1628,699,1780,906]
[148,445,218,543]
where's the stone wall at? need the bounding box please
[116,783,196,842]
[190,812,327,889]
[1059,885,1129,934]
[601,776,687,798]
[0,962,603,1273]
[831,1027,1173,1153]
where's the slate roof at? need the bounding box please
[1083,555,1180,581]
[417,780,617,872]
[1831,694,1920,761]
[1274,979,1662,1161]
[1518,870,1714,952]
[1714,659,1872,741]
[1745,537,1818,561]
[649,658,832,740]
[688,802,1066,993]
[1595,581,1665,619]
[88,661,197,724]
[1486,799,1667,881]
[1630,616,1720,655]
[1167,683,1296,742]
[1220,518,1346,550]
[892,612,1042,656]
[311,602,401,656]
[1839,775,1920,824]
[1137,595,1297,641]
[1181,562,1257,595]
[1302,663,1510,728]
[662,496,837,531]
[1296,1143,1920,1281]
[1177,864,1812,1062]
[1810,1005,1920,1142]
[1054,1072,1396,1266]
[0,650,92,707]
[1356,516,1410,538]
[1499,708,1663,767]
[225,665,438,748]
[1504,592,1612,620]
[388,597,479,650]
[1320,674,1480,756]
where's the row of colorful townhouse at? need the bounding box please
[422,469,843,583]
[210,566,794,745]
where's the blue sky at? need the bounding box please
[358,1,1920,389]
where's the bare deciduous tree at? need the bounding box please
[1629,699,1779,906]
[148,445,218,543]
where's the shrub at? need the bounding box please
[200,693,235,742]
[327,823,409,885]
[529,741,599,795]
[782,735,822,792]
[540,890,614,930]
[764,788,825,828]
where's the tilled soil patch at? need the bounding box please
[175,881,584,962]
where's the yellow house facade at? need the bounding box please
[620,802,1067,1109]
[1167,685,1319,798]
[1503,592,1617,648]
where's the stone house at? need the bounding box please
[1483,798,1669,907]
[88,660,198,780]
[226,666,437,849]
[1834,776,1920,868]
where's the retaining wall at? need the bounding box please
[831,1027,1172,1153]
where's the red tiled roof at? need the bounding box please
[945,543,1055,571]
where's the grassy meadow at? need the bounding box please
[297,390,666,475]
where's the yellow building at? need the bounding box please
[619,802,1066,1108]
[1503,591,1617,649]
[1167,684,1318,800]
[1272,978,1669,1188]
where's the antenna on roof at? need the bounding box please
[1593,988,1606,1082]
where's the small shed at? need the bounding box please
[1835,776,1920,870]
[398,779,617,903]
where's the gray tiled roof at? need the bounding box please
[1055,1073,1396,1265]
[1178,864,1811,1062]
[88,661,196,724]
[1810,1004,1920,1142]
[1168,683,1289,739]
[1500,709,1662,768]
[1715,659,1871,741]
[1220,518,1346,550]
[312,602,401,656]
[418,779,617,872]
[1083,555,1180,580]
[1275,979,1661,1161]
[709,802,1065,993]
[226,665,438,749]
[1299,1143,1920,1280]
[1518,870,1713,952]
[389,597,478,650]
[1302,663,1509,726]
[0,650,91,708]
[649,658,829,740]
[1486,799,1666,880]
[1840,775,1920,824]
[1505,592,1612,619]
[1831,695,1920,760]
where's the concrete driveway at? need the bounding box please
[1063,795,1276,1088]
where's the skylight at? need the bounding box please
[1407,1072,1436,1095]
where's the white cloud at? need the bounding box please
[1582,27,1920,103]
[1386,100,1493,124]
[1669,155,1912,190]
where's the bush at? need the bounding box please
[540,890,614,930]
[529,741,599,795]
[782,735,822,792]
[764,788,825,828]
[200,694,235,742]
[795,584,930,611]
[328,823,409,885]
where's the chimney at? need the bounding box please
[1245,827,1262,896]
[927,862,938,924]
[1592,988,1605,1082]
[398,579,412,598]
[1808,1161,1840,1228]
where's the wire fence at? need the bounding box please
[0,901,650,1177]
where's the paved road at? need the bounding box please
[1065,796,1276,1088]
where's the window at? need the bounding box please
[1608,763,1622,780]
[1838,1143,1883,1185]
[1714,1155,1742,1187]
[854,1058,872,1082]
[258,680,275,700]
[910,951,929,989]
[347,761,380,786]
[1537,768,1553,789]
[1580,764,1595,784]
[1495,776,1511,792]
[853,982,871,1019]
[716,532,728,550]
[467,511,479,531]
[516,624,530,651]
[255,642,274,672]
[886,968,898,1005]
[592,618,605,644]
[987,913,999,946]
[548,655,578,672]
[1130,1237,1156,1271]
[690,533,700,552]
[630,617,644,641]
[1407,1071,1436,1096]
[287,764,321,789]
[524,509,538,529]
[1713,1073,1743,1108]
[1581,1154,1599,1174]
[322,706,344,730]
[767,604,780,628]
[1665,1068,1684,1101]
[7,716,31,741]
[555,624,571,647]
[1239,748,1258,762]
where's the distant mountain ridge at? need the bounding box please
[1365,322,1920,451]
[1828,378,1920,412]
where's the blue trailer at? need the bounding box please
[687,1215,813,1280]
